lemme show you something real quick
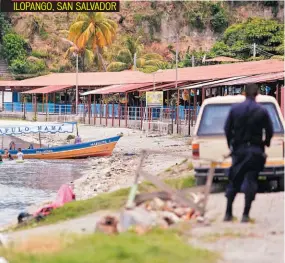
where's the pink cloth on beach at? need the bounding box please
[33,184,75,217]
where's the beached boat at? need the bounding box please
[0,122,121,160]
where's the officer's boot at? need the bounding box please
[241,197,252,223]
[224,194,235,222]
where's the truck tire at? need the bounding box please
[277,177,284,191]
[195,177,207,186]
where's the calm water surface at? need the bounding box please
[0,159,86,227]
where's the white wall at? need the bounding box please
[0,92,12,103]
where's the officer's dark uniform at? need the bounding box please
[224,85,273,222]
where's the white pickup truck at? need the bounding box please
[192,95,284,190]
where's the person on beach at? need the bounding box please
[28,144,34,149]
[17,148,24,161]
[4,149,13,160]
[9,141,16,150]
[74,135,82,144]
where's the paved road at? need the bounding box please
[189,192,284,263]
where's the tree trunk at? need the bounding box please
[97,47,107,72]
[81,52,85,72]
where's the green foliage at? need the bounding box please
[0,13,11,43]
[9,58,46,74]
[107,61,128,72]
[133,14,144,25]
[184,2,228,33]
[210,10,229,33]
[39,27,49,40]
[31,50,49,58]
[2,33,27,62]
[1,231,218,263]
[211,18,284,59]
[116,49,133,65]
[133,13,162,41]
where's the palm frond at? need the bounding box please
[107,62,128,72]
[117,49,133,65]
[143,53,164,61]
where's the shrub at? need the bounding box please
[9,58,29,74]
[31,50,49,58]
[9,58,46,74]
[210,10,229,33]
[211,18,284,59]
[210,3,229,33]
[2,33,27,62]
[0,13,11,42]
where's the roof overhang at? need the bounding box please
[22,85,73,94]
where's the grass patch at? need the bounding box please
[13,175,196,230]
[31,50,49,59]
[1,230,218,263]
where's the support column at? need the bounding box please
[88,94,91,125]
[45,94,48,121]
[202,87,205,102]
[1,90,4,110]
[93,94,96,125]
[193,89,197,121]
[125,93,128,128]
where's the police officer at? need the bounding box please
[224,83,273,223]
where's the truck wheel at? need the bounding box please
[196,177,207,186]
[277,177,284,191]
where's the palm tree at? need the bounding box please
[107,36,168,73]
[68,13,117,71]
[62,38,94,72]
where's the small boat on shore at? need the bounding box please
[0,122,121,160]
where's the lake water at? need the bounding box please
[0,159,86,227]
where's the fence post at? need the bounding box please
[125,106,128,128]
[88,95,91,125]
[100,103,102,125]
[140,105,143,130]
[118,103,121,127]
[112,103,114,127]
[106,103,108,127]
[94,103,97,126]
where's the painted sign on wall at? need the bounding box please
[146,91,163,107]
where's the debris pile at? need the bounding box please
[95,191,204,235]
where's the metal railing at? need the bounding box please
[0,102,200,135]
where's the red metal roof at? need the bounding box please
[8,60,284,87]
[207,72,284,87]
[101,83,153,94]
[22,85,73,94]
[139,81,187,92]
[0,81,19,87]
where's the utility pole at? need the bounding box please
[191,55,195,67]
[134,53,137,71]
[176,33,179,134]
[76,53,79,115]
[253,43,256,57]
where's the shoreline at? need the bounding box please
[0,120,192,226]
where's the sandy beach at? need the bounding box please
[0,120,192,200]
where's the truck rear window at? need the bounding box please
[197,103,284,136]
